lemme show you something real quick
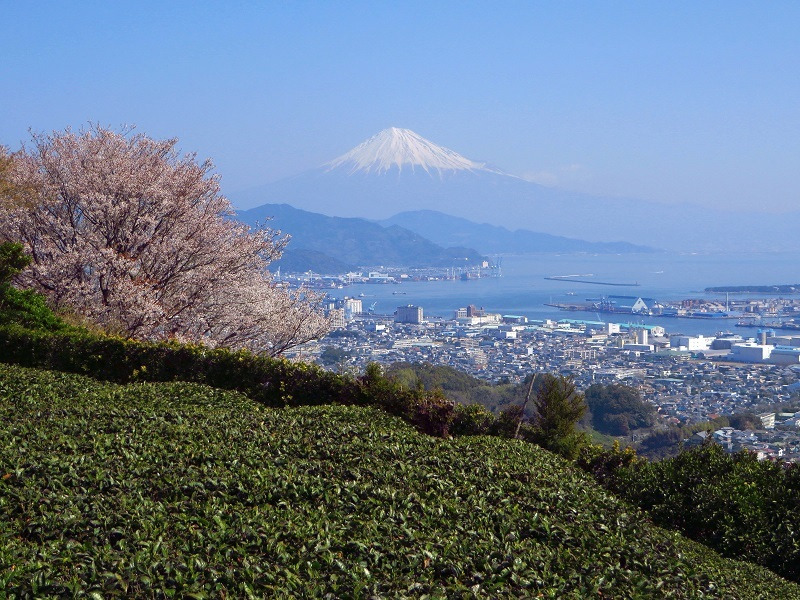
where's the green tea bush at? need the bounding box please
[0,285,575,451]
[0,324,347,405]
[2,363,799,598]
[582,441,800,583]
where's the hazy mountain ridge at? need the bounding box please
[381,210,658,254]
[233,128,800,252]
[235,203,485,270]
[272,249,356,274]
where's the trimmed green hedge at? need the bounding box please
[0,324,463,437]
[0,324,348,406]
[0,275,498,441]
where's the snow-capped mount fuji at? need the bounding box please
[324,127,502,176]
[234,126,528,224]
[233,128,800,252]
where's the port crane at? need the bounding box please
[492,256,503,278]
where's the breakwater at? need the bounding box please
[545,276,640,287]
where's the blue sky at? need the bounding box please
[2,1,798,211]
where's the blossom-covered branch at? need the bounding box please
[0,125,329,354]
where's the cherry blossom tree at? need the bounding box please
[0,147,12,210]
[0,126,329,354]
[0,147,30,220]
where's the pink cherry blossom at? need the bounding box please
[0,126,329,355]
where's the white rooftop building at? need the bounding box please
[670,335,713,351]
[770,345,800,365]
[730,342,773,363]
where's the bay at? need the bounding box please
[328,251,800,337]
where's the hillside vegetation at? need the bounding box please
[381,209,657,254]
[236,203,486,269]
[2,363,799,598]
[584,440,800,583]
[386,361,524,411]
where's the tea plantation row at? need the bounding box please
[1,363,798,598]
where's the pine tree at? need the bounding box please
[527,374,588,459]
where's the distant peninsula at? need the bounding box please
[705,284,800,294]
[234,203,486,271]
[381,210,658,255]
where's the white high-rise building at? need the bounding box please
[343,297,362,320]
[395,305,423,324]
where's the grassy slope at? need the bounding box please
[1,364,798,599]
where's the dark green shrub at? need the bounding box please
[358,362,454,437]
[583,441,800,583]
[0,241,30,284]
[491,404,524,438]
[526,374,589,460]
[451,402,496,436]
[408,388,454,437]
[0,287,69,331]
[0,242,70,332]
[0,324,350,408]
[577,440,640,484]
[584,382,656,435]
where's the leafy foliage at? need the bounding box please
[583,442,800,584]
[359,363,454,437]
[387,365,598,458]
[319,345,351,367]
[584,383,657,435]
[325,329,361,339]
[450,402,496,436]
[387,362,482,393]
[728,412,762,430]
[0,242,30,285]
[0,243,68,332]
[637,416,731,459]
[1,363,798,598]
[386,362,528,415]
[0,323,459,439]
[0,288,69,332]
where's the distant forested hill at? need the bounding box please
[272,249,356,274]
[705,284,800,293]
[381,210,658,254]
[235,203,485,271]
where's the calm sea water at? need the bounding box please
[330,251,800,337]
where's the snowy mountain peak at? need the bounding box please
[325,127,495,176]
